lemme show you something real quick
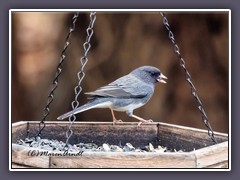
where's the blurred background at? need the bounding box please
[11,12,229,133]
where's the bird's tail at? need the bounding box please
[57,100,99,120]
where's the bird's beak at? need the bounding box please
[157,73,167,84]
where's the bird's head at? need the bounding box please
[131,66,167,84]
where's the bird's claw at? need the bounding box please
[147,119,153,123]
[113,119,123,125]
[137,119,154,127]
[137,121,143,127]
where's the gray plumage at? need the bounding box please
[57,66,167,125]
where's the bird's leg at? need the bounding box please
[110,109,122,124]
[127,111,153,127]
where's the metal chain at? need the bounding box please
[160,12,218,144]
[36,12,79,138]
[65,12,97,146]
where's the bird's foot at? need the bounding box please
[113,119,123,125]
[137,119,154,127]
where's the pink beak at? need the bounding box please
[157,73,167,84]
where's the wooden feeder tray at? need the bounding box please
[12,121,228,169]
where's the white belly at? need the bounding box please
[112,103,144,112]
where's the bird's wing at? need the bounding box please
[85,74,153,98]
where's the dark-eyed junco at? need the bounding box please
[57,66,167,126]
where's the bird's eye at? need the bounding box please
[150,71,159,76]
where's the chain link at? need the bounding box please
[160,12,218,144]
[65,12,97,146]
[35,13,79,138]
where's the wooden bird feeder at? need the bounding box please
[11,12,229,169]
[12,121,228,168]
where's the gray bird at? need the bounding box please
[57,66,167,126]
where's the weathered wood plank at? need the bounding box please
[205,161,228,168]
[12,144,50,168]
[193,141,228,168]
[25,122,159,148]
[157,122,228,151]
[50,152,196,168]
[12,163,34,168]
[12,121,28,142]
